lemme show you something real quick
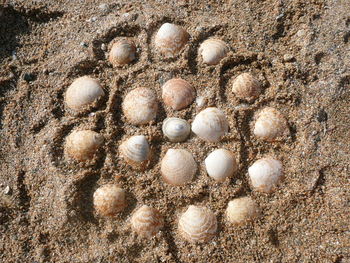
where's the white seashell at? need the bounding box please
[162,78,196,110]
[248,157,283,193]
[253,107,289,141]
[199,38,229,65]
[65,76,105,111]
[161,149,196,186]
[226,197,260,224]
[191,107,229,142]
[122,87,158,125]
[162,117,191,142]
[154,23,189,57]
[178,205,217,243]
[232,73,261,100]
[109,39,136,66]
[93,184,126,216]
[204,149,237,182]
[119,135,150,169]
[131,205,164,237]
[65,130,104,161]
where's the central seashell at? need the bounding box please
[109,39,136,66]
[204,149,237,182]
[232,73,261,101]
[162,78,196,110]
[119,135,150,169]
[162,117,191,142]
[198,38,229,65]
[226,197,260,225]
[93,184,126,216]
[131,205,164,238]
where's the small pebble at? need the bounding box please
[317,109,328,122]
[196,96,206,107]
[23,73,35,82]
[80,42,88,48]
[283,54,295,62]
[4,186,11,195]
[99,3,109,12]
[101,43,106,51]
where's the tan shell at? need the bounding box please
[248,157,283,193]
[109,39,136,66]
[161,149,197,186]
[131,205,164,237]
[162,78,196,110]
[93,184,126,216]
[204,149,237,182]
[232,73,261,100]
[65,130,104,161]
[162,117,191,142]
[119,135,150,169]
[178,205,217,243]
[65,76,105,111]
[226,197,260,224]
[253,107,289,141]
[122,87,158,125]
[191,107,229,142]
[154,23,189,57]
[199,39,229,65]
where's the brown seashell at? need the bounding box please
[109,39,136,66]
[232,73,261,101]
[93,184,126,216]
[131,205,164,237]
[199,38,229,65]
[162,78,196,110]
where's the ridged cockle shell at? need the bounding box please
[162,78,195,110]
[199,38,229,65]
[119,135,150,169]
[93,184,126,216]
[226,197,260,224]
[131,205,164,237]
[109,39,136,66]
[232,73,261,101]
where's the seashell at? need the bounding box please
[131,205,164,237]
[226,197,260,225]
[154,23,189,57]
[161,149,196,186]
[119,135,150,169]
[232,73,261,100]
[122,87,158,125]
[248,157,283,193]
[65,76,105,111]
[162,78,196,110]
[109,39,136,66]
[191,107,229,142]
[253,107,289,141]
[199,38,229,65]
[178,205,217,243]
[93,184,126,216]
[162,117,191,142]
[204,149,237,182]
[65,130,104,161]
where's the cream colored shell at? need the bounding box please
[119,135,150,169]
[93,184,126,216]
[162,78,196,110]
[232,73,261,100]
[65,76,105,111]
[199,38,229,65]
[204,149,237,182]
[191,107,229,142]
[109,39,136,66]
[248,157,283,193]
[65,130,104,161]
[162,117,191,142]
[131,205,164,237]
[178,205,217,243]
[122,87,158,125]
[161,149,197,186]
[226,197,260,224]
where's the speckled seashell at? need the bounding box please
[178,205,217,243]
[109,39,136,66]
[65,76,105,111]
[226,197,260,225]
[93,184,126,216]
[122,87,158,125]
[199,39,229,65]
[248,157,283,193]
[65,130,104,161]
[154,23,189,57]
[162,117,191,142]
[191,107,229,142]
[232,73,261,100]
[204,149,237,182]
[162,78,196,110]
[253,107,289,141]
[131,205,164,237]
[161,149,197,186]
[119,135,150,169]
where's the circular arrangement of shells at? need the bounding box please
[63,22,290,242]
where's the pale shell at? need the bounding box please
[65,76,105,111]
[204,149,237,182]
[178,205,217,243]
[253,107,289,141]
[226,197,260,224]
[232,73,261,100]
[154,23,189,57]
[162,117,191,142]
[65,130,104,161]
[199,38,229,65]
[122,87,158,125]
[162,78,196,110]
[248,157,283,193]
[131,205,164,237]
[109,39,136,66]
[119,135,150,169]
[191,107,229,142]
[161,149,197,186]
[93,184,126,216]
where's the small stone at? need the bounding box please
[196,96,207,107]
[317,109,328,122]
[80,42,88,48]
[23,73,36,82]
[101,43,106,51]
[4,186,11,195]
[99,3,109,12]
[283,54,295,62]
